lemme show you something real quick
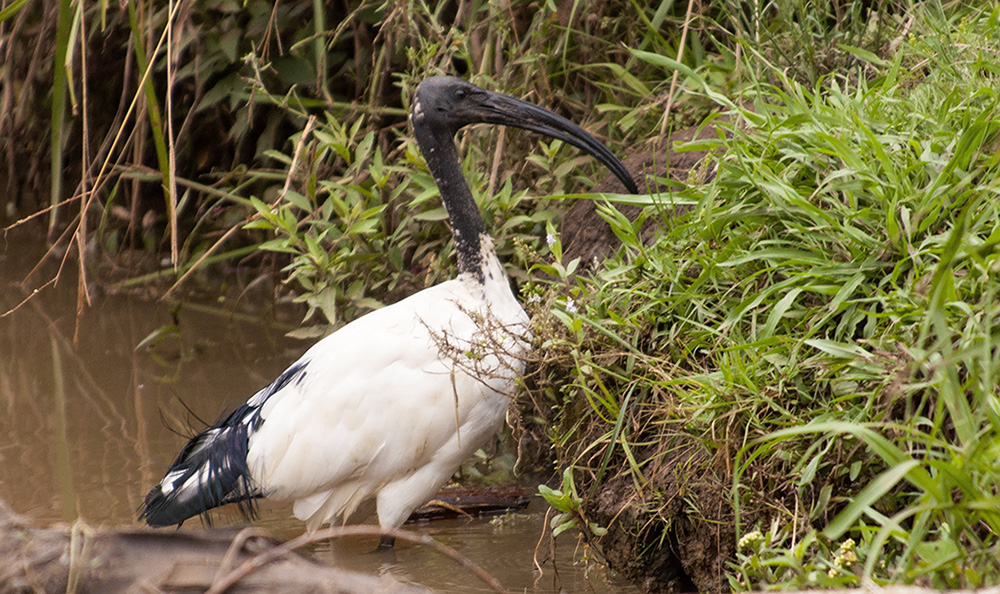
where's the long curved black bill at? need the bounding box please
[470,91,639,195]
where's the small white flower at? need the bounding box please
[545,233,556,246]
[527,294,541,304]
[565,299,577,314]
[737,530,762,551]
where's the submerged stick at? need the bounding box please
[205,525,508,594]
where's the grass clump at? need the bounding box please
[522,3,1000,590]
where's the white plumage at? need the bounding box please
[141,76,636,544]
[247,242,526,530]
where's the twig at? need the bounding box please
[75,3,93,346]
[888,15,914,54]
[658,0,698,139]
[204,525,507,594]
[0,278,57,319]
[532,505,552,576]
[487,125,505,200]
[211,527,274,586]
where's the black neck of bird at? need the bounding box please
[413,124,489,282]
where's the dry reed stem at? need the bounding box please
[74,4,92,346]
[165,0,179,269]
[1,0,188,320]
[162,114,318,298]
[658,0,697,139]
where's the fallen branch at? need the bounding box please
[206,525,507,594]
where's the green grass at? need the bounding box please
[522,2,1000,589]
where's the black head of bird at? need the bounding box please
[410,76,639,279]
[411,76,639,194]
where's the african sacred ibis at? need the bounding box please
[140,76,638,545]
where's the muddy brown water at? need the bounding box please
[0,236,639,593]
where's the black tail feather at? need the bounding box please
[141,361,307,527]
[140,416,260,527]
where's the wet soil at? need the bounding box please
[585,461,736,593]
[553,118,743,592]
[561,118,726,265]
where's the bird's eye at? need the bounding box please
[455,89,468,100]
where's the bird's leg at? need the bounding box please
[377,535,396,549]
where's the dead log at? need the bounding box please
[0,499,426,593]
[410,486,530,521]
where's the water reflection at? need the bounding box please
[0,241,638,593]
[311,513,633,593]
[0,276,297,526]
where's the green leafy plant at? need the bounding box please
[538,467,607,538]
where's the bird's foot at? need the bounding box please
[367,534,397,554]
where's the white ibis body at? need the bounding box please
[140,76,638,543]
